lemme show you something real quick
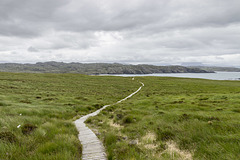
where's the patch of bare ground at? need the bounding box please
[142,132,156,142]
[109,120,123,129]
[159,141,193,160]
[144,143,158,150]
[140,132,158,150]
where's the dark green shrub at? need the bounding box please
[20,99,32,104]
[75,96,88,101]
[85,118,92,124]
[171,100,184,104]
[106,107,114,112]
[149,121,154,125]
[179,113,191,121]
[101,111,108,115]
[104,132,117,146]
[179,137,192,150]
[0,131,17,143]
[109,115,114,119]
[0,102,7,106]
[93,103,102,109]
[158,111,165,114]
[87,106,94,110]
[21,123,37,135]
[208,116,220,121]
[116,113,123,120]
[122,115,134,124]
[199,97,209,101]
[157,130,175,141]
[157,142,167,152]
[232,109,240,113]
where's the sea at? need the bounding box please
[105,72,240,81]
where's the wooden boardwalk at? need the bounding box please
[75,82,144,160]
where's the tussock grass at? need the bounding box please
[0,72,139,159]
[89,77,240,160]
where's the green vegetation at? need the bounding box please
[0,61,211,74]
[1,71,239,160]
[0,72,139,160]
[191,66,240,72]
[88,77,240,160]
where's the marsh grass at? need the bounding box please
[0,72,139,159]
[89,77,240,160]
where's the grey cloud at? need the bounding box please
[28,46,38,52]
[0,0,240,66]
[1,0,240,37]
[0,0,68,37]
[54,0,240,33]
[31,32,98,50]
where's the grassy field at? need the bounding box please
[0,72,139,160]
[1,72,239,160]
[87,76,240,160]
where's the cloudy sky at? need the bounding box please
[0,0,240,66]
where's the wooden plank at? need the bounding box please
[74,82,144,160]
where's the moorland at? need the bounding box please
[0,72,239,160]
[87,76,240,160]
[0,72,138,160]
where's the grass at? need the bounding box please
[1,72,240,159]
[0,72,139,160]
[87,76,240,160]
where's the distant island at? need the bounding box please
[0,61,213,74]
[189,66,240,72]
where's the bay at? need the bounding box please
[104,72,240,80]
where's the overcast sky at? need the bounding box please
[0,0,240,66]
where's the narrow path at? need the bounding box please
[75,82,144,160]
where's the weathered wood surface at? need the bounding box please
[75,82,144,160]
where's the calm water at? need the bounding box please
[106,72,240,80]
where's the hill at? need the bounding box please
[0,62,212,74]
[190,66,240,72]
